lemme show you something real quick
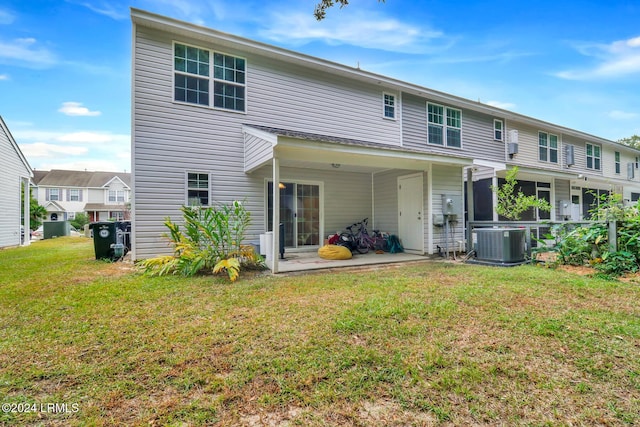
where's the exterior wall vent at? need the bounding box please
[565,144,575,166]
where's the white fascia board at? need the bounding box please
[242,125,278,146]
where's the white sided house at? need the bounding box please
[0,116,32,248]
[130,9,640,271]
[32,170,131,222]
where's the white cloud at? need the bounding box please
[19,142,88,158]
[555,35,640,80]
[608,110,638,120]
[56,132,117,144]
[58,101,101,117]
[0,37,57,68]
[485,100,517,110]
[0,73,8,80]
[71,1,127,20]
[261,10,450,54]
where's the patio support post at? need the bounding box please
[22,177,30,246]
[466,168,473,253]
[272,156,280,273]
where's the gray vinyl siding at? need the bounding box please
[244,134,272,172]
[402,94,504,161]
[133,27,404,258]
[431,164,464,253]
[0,125,30,248]
[561,135,601,176]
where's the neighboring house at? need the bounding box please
[32,170,131,222]
[130,9,640,271]
[0,116,33,248]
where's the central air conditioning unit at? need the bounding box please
[565,144,575,166]
[507,130,519,156]
[473,228,526,265]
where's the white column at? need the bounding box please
[272,157,280,273]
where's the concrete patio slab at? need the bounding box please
[275,251,431,273]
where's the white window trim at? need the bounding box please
[615,151,621,175]
[427,103,462,149]
[69,188,80,202]
[172,41,248,114]
[49,188,60,201]
[586,143,602,170]
[382,92,396,120]
[493,119,504,141]
[185,171,211,207]
[538,131,559,164]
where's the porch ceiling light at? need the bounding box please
[331,163,341,168]
[278,182,286,189]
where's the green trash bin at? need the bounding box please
[89,222,118,260]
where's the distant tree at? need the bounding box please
[314,0,385,20]
[618,135,640,149]
[70,213,89,230]
[30,197,47,230]
[21,183,46,230]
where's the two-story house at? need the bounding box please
[130,9,640,271]
[0,116,32,248]
[32,170,131,222]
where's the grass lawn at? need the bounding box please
[1,238,639,426]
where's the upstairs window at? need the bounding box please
[187,173,210,206]
[494,119,503,141]
[538,132,558,163]
[383,93,396,119]
[615,151,621,174]
[174,43,246,112]
[48,188,60,201]
[586,143,601,170]
[427,103,461,148]
[108,190,125,203]
[69,189,81,201]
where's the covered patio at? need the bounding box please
[244,125,472,273]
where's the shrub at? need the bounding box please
[138,201,265,281]
[540,191,640,277]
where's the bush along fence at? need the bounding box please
[534,192,640,278]
[138,201,266,281]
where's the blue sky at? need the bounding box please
[1,0,640,173]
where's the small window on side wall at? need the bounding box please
[494,119,503,141]
[383,93,396,119]
[187,172,210,206]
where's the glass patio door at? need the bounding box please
[267,182,321,248]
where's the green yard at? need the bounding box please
[1,238,639,426]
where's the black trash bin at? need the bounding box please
[89,221,129,261]
[89,222,117,260]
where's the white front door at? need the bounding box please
[398,174,424,252]
[570,188,582,221]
